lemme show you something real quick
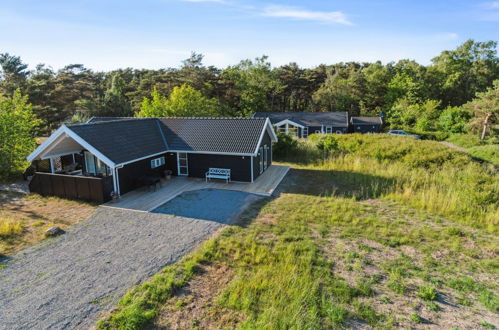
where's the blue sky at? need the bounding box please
[1,0,498,71]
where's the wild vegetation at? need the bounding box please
[0,40,497,181]
[98,135,498,329]
[0,191,96,256]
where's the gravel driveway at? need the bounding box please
[0,190,258,329]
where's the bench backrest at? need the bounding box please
[208,168,230,175]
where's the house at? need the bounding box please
[350,116,383,133]
[253,112,349,138]
[26,117,277,202]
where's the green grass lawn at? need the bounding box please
[98,135,498,329]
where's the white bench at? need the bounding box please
[205,168,231,183]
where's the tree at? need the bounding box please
[221,56,280,116]
[463,80,499,139]
[0,90,40,179]
[137,84,218,117]
[437,106,472,133]
[313,64,365,114]
[0,53,30,94]
[431,40,499,106]
[96,73,133,117]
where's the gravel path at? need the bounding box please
[0,190,258,329]
[440,141,467,152]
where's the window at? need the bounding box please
[315,130,321,134]
[302,127,308,138]
[151,157,165,169]
[326,126,333,134]
[84,151,110,176]
[335,130,343,134]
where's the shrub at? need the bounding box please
[316,135,339,152]
[273,132,299,158]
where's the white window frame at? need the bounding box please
[150,156,165,169]
[335,130,343,134]
[302,127,308,138]
[326,126,333,134]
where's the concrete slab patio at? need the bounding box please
[105,165,289,211]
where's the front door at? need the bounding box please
[177,153,188,176]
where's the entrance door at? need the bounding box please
[177,153,188,176]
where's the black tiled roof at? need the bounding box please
[253,111,349,127]
[86,117,131,123]
[67,117,269,165]
[68,118,168,164]
[351,117,383,125]
[159,118,266,154]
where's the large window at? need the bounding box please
[151,157,165,169]
[84,151,111,176]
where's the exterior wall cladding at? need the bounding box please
[117,129,274,191]
[253,130,272,181]
[188,153,252,182]
[118,153,168,194]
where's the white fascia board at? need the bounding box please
[116,151,168,167]
[63,126,116,168]
[266,118,278,142]
[274,119,304,128]
[167,150,256,157]
[27,126,66,162]
[254,118,278,155]
[117,149,255,167]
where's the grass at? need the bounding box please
[0,219,24,238]
[98,135,498,329]
[469,144,499,165]
[0,191,96,256]
[446,133,483,148]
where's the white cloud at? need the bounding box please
[261,5,352,25]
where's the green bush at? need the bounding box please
[273,132,299,158]
[316,135,339,152]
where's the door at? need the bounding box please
[177,153,188,176]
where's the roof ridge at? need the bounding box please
[68,117,155,127]
[159,117,265,120]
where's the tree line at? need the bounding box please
[0,39,498,138]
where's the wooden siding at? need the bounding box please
[118,153,168,194]
[29,172,113,203]
[186,153,252,182]
[352,124,382,133]
[252,130,272,181]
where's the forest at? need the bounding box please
[0,39,498,178]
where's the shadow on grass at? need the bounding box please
[277,168,396,200]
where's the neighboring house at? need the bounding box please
[26,117,277,202]
[350,116,383,133]
[253,112,349,138]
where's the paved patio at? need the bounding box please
[104,165,289,211]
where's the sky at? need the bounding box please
[1,0,498,71]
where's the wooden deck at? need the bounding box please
[104,165,289,211]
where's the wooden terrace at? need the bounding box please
[104,165,289,212]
